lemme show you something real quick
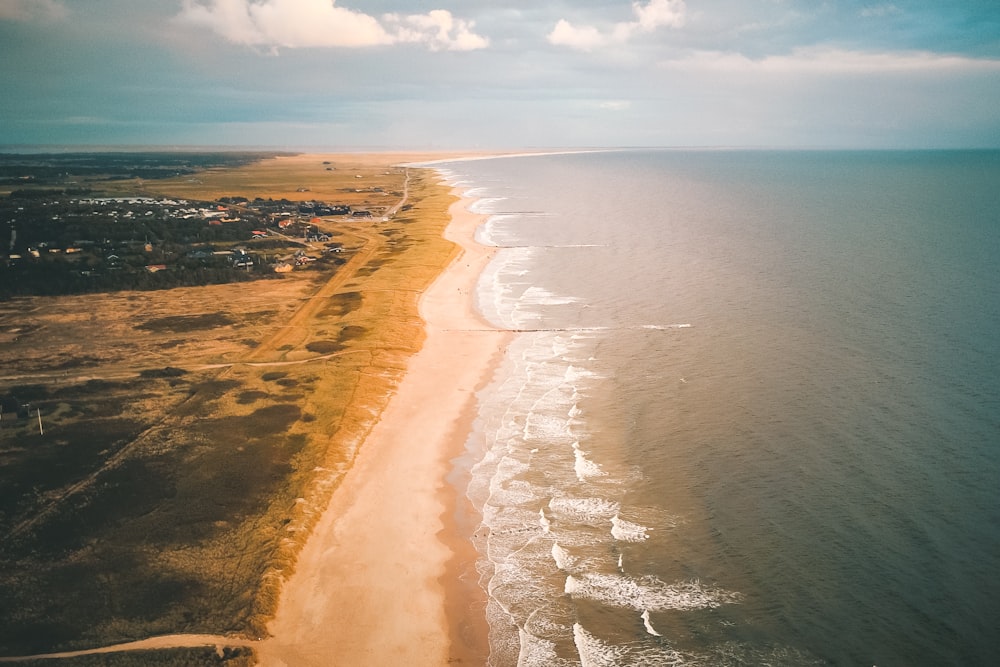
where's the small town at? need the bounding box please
[0,167,390,297]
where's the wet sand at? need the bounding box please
[257,188,506,666]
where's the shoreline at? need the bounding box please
[257,180,506,665]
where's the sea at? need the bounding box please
[431,149,1000,667]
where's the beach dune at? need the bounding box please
[257,191,502,666]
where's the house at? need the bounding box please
[145,264,168,273]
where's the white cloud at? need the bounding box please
[0,0,68,21]
[548,0,686,51]
[548,19,607,51]
[384,10,489,52]
[176,0,487,51]
[632,0,686,32]
[659,47,1000,75]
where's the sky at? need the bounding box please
[1,0,999,149]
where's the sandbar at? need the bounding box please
[256,185,506,666]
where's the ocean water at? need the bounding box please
[435,150,1000,666]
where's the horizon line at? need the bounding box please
[3,143,1000,156]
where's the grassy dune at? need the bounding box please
[0,154,459,660]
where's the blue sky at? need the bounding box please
[2,0,999,149]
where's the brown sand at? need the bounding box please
[256,190,507,666]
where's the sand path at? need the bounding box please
[255,193,505,666]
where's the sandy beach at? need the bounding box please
[256,187,506,666]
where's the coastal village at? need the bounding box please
[0,151,413,300]
[0,189,396,296]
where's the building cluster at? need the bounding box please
[0,191,359,295]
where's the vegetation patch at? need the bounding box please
[0,646,256,667]
[0,646,254,666]
[304,340,342,354]
[187,379,241,402]
[320,290,362,318]
[235,390,269,405]
[139,367,187,379]
[338,325,367,344]
[137,314,235,333]
[0,417,148,538]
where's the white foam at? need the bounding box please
[484,213,528,246]
[522,285,580,306]
[523,412,574,441]
[641,609,662,637]
[538,508,551,534]
[490,478,542,506]
[573,442,607,482]
[565,364,602,382]
[565,573,742,612]
[574,623,690,667]
[469,196,507,214]
[572,623,628,667]
[639,323,693,330]
[518,628,577,667]
[548,496,620,523]
[611,514,650,542]
[551,542,573,570]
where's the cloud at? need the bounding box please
[176,0,487,51]
[384,10,489,52]
[0,0,68,21]
[548,0,686,51]
[657,47,1000,75]
[632,0,686,32]
[548,19,606,51]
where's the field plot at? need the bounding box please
[0,153,459,661]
